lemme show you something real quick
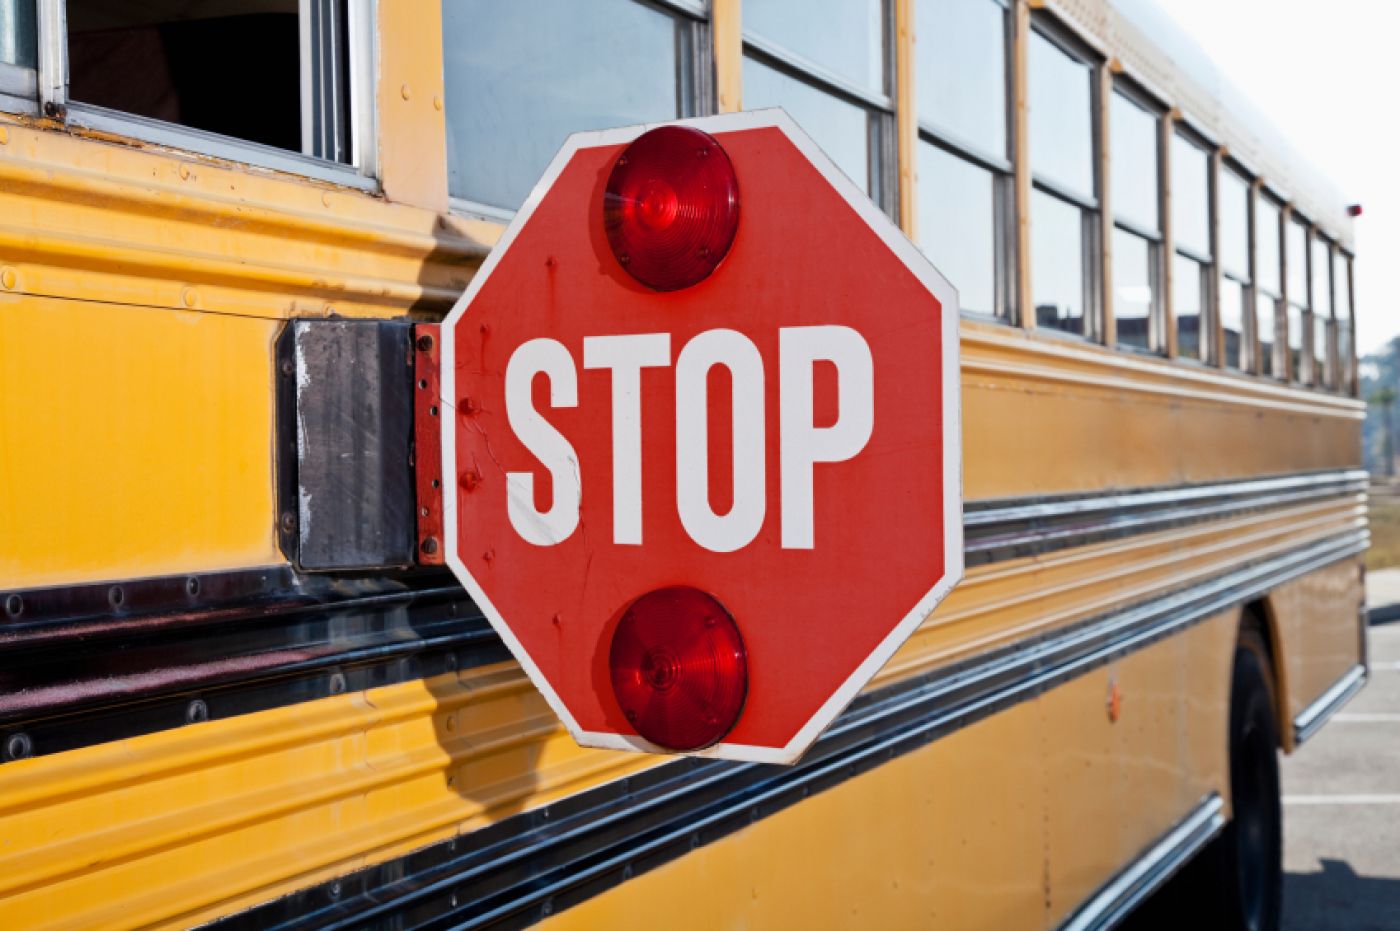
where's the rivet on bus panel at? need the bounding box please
[1,267,16,290]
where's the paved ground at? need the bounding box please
[1279,574,1400,931]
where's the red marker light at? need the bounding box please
[603,126,740,292]
[1348,204,1363,218]
[608,587,747,751]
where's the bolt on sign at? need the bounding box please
[441,111,961,764]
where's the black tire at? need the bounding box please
[1188,627,1285,931]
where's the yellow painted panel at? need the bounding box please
[542,699,1048,931]
[1268,558,1365,731]
[0,294,279,587]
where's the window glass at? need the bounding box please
[1113,228,1154,351]
[919,142,997,316]
[1255,198,1282,295]
[1032,189,1087,335]
[1314,313,1329,386]
[444,0,680,211]
[1257,293,1279,378]
[743,57,871,192]
[1029,31,1093,199]
[1171,134,1210,257]
[1339,321,1355,391]
[1287,304,1304,379]
[1219,168,1250,279]
[0,0,36,68]
[744,0,885,94]
[918,0,1006,157]
[1311,237,1331,316]
[1110,92,1158,232]
[1286,216,1308,303]
[1174,252,1204,361]
[67,1,312,154]
[1333,251,1349,321]
[1220,276,1246,371]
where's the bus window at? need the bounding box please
[1220,276,1247,370]
[1335,249,1355,392]
[0,0,35,70]
[1255,195,1283,377]
[1219,166,1250,370]
[1028,28,1097,338]
[916,0,1011,321]
[1258,292,1280,378]
[1171,131,1212,362]
[443,0,695,214]
[1110,88,1161,353]
[1313,236,1333,387]
[1285,215,1309,382]
[919,142,997,316]
[742,0,890,203]
[65,1,349,162]
[745,0,884,95]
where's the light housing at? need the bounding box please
[608,586,747,751]
[603,126,740,292]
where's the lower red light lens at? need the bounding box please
[608,587,748,752]
[603,126,741,292]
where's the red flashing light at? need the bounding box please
[608,587,748,751]
[1348,204,1363,218]
[603,126,740,292]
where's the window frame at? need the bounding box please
[1284,211,1312,385]
[1169,122,1214,365]
[1108,79,1164,355]
[446,0,713,221]
[3,0,379,189]
[1218,159,1253,373]
[741,0,897,216]
[1026,17,1102,343]
[916,0,1014,322]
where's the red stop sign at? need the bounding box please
[441,112,961,764]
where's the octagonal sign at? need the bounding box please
[441,110,961,764]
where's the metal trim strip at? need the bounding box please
[1058,793,1225,931]
[0,470,1364,763]
[1293,663,1366,746]
[204,530,1366,931]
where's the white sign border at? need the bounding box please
[441,109,963,766]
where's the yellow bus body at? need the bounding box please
[0,0,1366,928]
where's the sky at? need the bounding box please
[1159,0,1399,355]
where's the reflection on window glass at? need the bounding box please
[1171,134,1210,257]
[744,0,885,94]
[1219,169,1250,280]
[1258,293,1279,378]
[1339,322,1354,390]
[1312,237,1330,316]
[1029,31,1093,199]
[1113,228,1154,352]
[0,0,36,68]
[1220,276,1246,371]
[918,0,1005,157]
[1032,189,1086,335]
[1256,199,1281,295]
[443,0,680,211]
[1314,313,1329,386]
[1286,217,1308,303]
[1110,92,1158,232]
[1287,304,1304,380]
[919,142,997,316]
[1333,252,1349,321]
[744,56,870,192]
[1174,252,1204,361]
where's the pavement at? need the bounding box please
[1280,570,1400,931]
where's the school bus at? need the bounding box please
[0,0,1366,929]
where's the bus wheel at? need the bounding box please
[1196,628,1284,931]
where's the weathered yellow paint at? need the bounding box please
[0,294,280,587]
[377,0,450,211]
[895,0,919,240]
[712,0,744,114]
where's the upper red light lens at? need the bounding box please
[603,126,741,292]
[608,586,748,752]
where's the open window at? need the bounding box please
[3,0,374,185]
